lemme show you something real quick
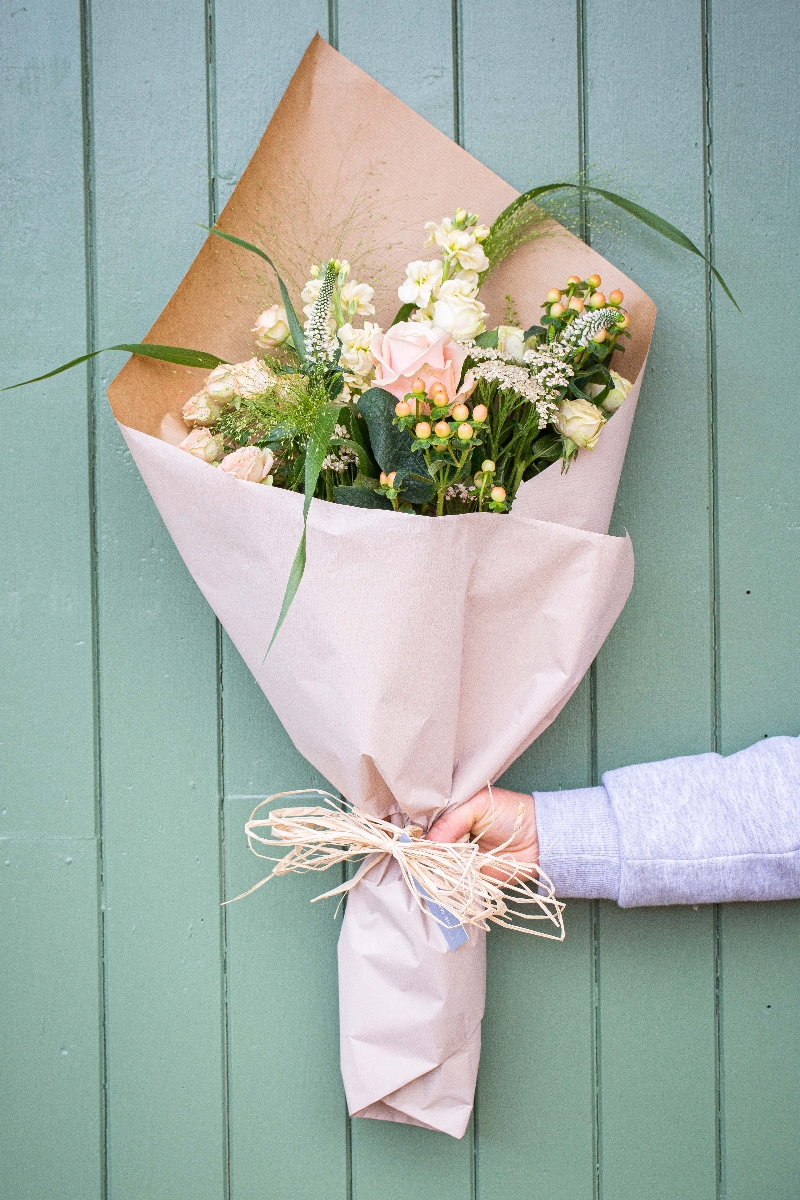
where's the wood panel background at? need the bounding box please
[3,2,798,1198]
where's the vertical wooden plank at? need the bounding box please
[333,7,473,1195]
[1,2,103,1196]
[586,4,718,1197]
[90,2,227,1196]
[212,4,349,1198]
[460,4,596,1197]
[711,3,800,1196]
[719,903,800,1198]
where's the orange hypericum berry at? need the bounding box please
[588,273,602,288]
[387,471,397,486]
[568,297,584,312]
[566,275,581,285]
[588,292,606,309]
[457,423,474,441]
[395,400,411,417]
[481,459,496,472]
[591,328,607,343]
[491,486,507,502]
[434,421,450,438]
[545,288,562,304]
[617,311,630,328]
[415,422,432,439]
[549,302,566,317]
[472,403,488,422]
[608,289,624,306]
[411,377,426,393]
[379,472,388,486]
[452,403,470,422]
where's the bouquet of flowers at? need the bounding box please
[8,37,734,1137]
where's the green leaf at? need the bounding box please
[333,486,392,510]
[346,410,380,477]
[201,226,307,359]
[267,402,343,651]
[390,302,416,327]
[2,343,225,391]
[358,387,434,505]
[474,328,499,348]
[487,183,740,311]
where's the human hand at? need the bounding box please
[426,786,539,876]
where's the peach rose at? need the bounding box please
[369,322,473,407]
[182,389,226,426]
[179,428,225,462]
[219,446,274,482]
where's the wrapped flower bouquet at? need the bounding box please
[9,36,735,1137]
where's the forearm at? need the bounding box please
[536,735,800,906]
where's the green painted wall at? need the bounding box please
[2,2,798,1197]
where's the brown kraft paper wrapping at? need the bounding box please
[108,35,656,1137]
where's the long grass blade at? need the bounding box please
[3,343,225,391]
[267,402,343,651]
[487,182,739,310]
[202,226,307,359]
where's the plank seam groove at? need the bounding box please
[79,0,109,1196]
[702,3,726,1196]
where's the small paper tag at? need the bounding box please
[399,832,469,950]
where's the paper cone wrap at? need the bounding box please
[109,36,655,1137]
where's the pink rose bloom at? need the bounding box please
[219,446,274,482]
[182,389,225,426]
[179,428,224,462]
[369,322,473,407]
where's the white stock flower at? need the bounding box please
[553,397,606,449]
[398,259,444,308]
[432,279,487,341]
[473,224,491,242]
[338,321,381,378]
[252,305,291,348]
[301,276,322,319]
[497,325,526,361]
[340,278,376,317]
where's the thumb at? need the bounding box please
[426,797,485,844]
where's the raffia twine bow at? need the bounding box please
[227,789,565,940]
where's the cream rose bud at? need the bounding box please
[205,363,237,401]
[553,397,606,450]
[252,305,291,348]
[230,358,276,399]
[182,389,225,426]
[398,259,444,308]
[219,446,274,482]
[497,325,526,361]
[179,428,225,462]
[602,370,633,413]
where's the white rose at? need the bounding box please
[497,325,526,361]
[603,370,633,413]
[432,280,487,341]
[340,279,375,317]
[252,304,291,348]
[182,390,225,426]
[179,428,225,462]
[553,397,606,449]
[398,259,444,308]
[219,445,274,482]
[230,358,277,399]
[205,363,237,401]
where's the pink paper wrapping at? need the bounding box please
[109,36,656,1137]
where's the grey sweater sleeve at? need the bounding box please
[535,735,800,906]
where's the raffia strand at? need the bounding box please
[226,789,565,941]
